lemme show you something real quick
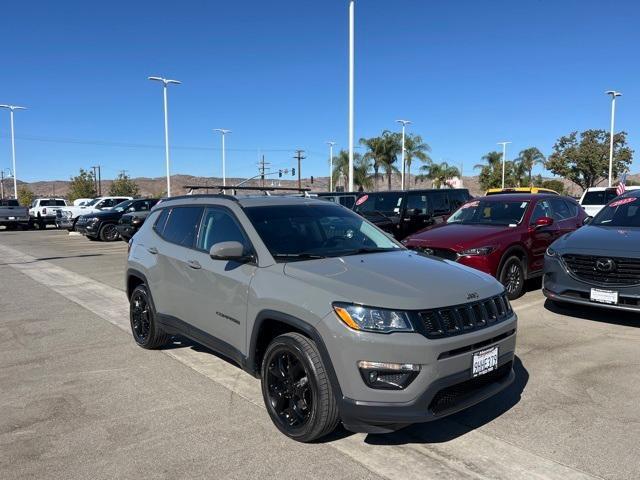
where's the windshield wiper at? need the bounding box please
[272,253,327,260]
[341,247,398,256]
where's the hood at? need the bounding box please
[283,250,502,310]
[554,225,640,255]
[90,210,122,220]
[405,223,514,250]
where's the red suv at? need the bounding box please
[403,194,587,299]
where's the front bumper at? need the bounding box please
[56,217,75,229]
[543,254,640,311]
[116,224,137,240]
[317,309,518,432]
[75,223,99,237]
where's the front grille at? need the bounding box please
[418,293,512,339]
[562,254,640,286]
[428,361,512,414]
[414,247,458,261]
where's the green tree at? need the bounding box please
[331,150,372,190]
[67,169,97,202]
[403,133,432,190]
[17,186,35,206]
[359,136,386,190]
[541,179,565,194]
[474,151,517,191]
[546,129,633,191]
[516,147,546,187]
[109,172,140,197]
[360,131,401,190]
[416,161,461,188]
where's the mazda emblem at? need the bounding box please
[595,258,615,273]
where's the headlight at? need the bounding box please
[546,246,557,257]
[131,217,143,225]
[63,211,72,218]
[460,246,494,256]
[333,303,414,333]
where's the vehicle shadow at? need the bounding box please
[0,253,104,266]
[544,299,640,328]
[162,336,243,369]
[360,355,529,446]
[523,276,542,294]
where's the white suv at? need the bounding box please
[56,196,132,231]
[579,186,640,217]
[29,198,69,229]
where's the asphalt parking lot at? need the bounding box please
[1,229,639,480]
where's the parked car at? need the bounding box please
[578,186,640,217]
[403,194,587,299]
[353,189,471,240]
[314,191,359,209]
[544,189,640,311]
[126,194,517,441]
[117,210,152,242]
[73,197,94,207]
[485,187,560,196]
[29,198,69,229]
[76,198,159,241]
[0,198,30,230]
[56,196,132,231]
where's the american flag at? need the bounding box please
[616,172,627,196]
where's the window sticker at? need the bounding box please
[355,194,368,206]
[461,200,479,209]
[521,202,527,208]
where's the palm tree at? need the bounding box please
[416,161,460,188]
[403,134,431,189]
[516,147,546,186]
[360,136,385,190]
[332,150,371,190]
[474,151,505,191]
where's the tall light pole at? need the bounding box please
[0,105,26,199]
[348,0,355,192]
[396,120,411,190]
[326,141,336,191]
[497,141,511,189]
[214,129,231,189]
[606,90,622,187]
[148,76,181,197]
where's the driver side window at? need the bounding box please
[197,208,249,252]
[530,200,551,223]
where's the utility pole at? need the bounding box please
[294,150,306,189]
[257,155,271,188]
[348,0,355,193]
[0,170,5,199]
[606,90,622,187]
[497,142,511,189]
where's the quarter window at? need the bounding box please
[550,198,572,220]
[197,208,248,252]
[430,192,449,214]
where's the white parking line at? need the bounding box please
[0,243,599,480]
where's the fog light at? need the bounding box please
[357,361,420,390]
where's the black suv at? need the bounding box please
[76,198,159,241]
[353,189,471,240]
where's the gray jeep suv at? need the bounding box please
[126,194,517,441]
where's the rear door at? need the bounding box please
[427,190,450,224]
[184,206,257,353]
[549,198,577,236]
[402,192,433,238]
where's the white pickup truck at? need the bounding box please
[56,196,132,231]
[29,198,69,229]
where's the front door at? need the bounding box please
[529,199,561,273]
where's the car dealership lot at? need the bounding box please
[1,229,639,479]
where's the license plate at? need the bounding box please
[590,288,618,305]
[472,346,498,377]
[8,216,15,220]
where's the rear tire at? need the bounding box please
[261,332,339,442]
[129,285,170,349]
[499,256,525,300]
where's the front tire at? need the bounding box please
[129,285,170,349]
[261,332,339,442]
[99,223,120,242]
[500,256,525,300]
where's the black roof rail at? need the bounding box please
[182,185,312,196]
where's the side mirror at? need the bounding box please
[534,216,554,229]
[209,241,252,262]
[583,216,593,225]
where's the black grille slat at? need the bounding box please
[562,254,640,286]
[419,294,511,339]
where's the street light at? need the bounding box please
[606,90,622,188]
[497,141,511,189]
[0,168,12,199]
[213,129,231,189]
[348,0,355,193]
[148,76,181,197]
[0,105,26,199]
[326,141,336,191]
[396,120,411,190]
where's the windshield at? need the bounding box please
[354,193,403,217]
[447,200,529,226]
[244,204,402,260]
[592,195,640,227]
[581,189,618,206]
[85,198,100,206]
[113,199,135,212]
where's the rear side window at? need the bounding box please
[581,190,617,205]
[158,207,204,248]
[1,199,19,207]
[197,208,248,252]
[406,194,428,215]
[564,200,579,217]
[429,191,449,214]
[448,190,470,210]
[550,198,572,220]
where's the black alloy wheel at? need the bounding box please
[266,349,313,429]
[100,223,119,242]
[500,256,525,300]
[128,285,169,349]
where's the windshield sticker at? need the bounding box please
[509,224,517,228]
[609,197,636,208]
[461,200,479,209]
[355,194,368,206]
[521,202,527,208]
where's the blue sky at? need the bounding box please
[1,0,639,183]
